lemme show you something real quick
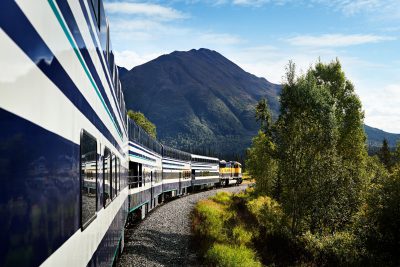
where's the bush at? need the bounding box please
[232,225,253,246]
[300,231,361,266]
[192,199,232,244]
[211,192,233,205]
[354,166,400,266]
[205,243,262,267]
[246,196,286,235]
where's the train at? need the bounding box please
[0,1,242,267]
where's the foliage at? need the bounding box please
[246,131,278,196]
[127,110,157,138]
[255,98,272,135]
[232,225,253,246]
[354,164,400,266]
[210,192,233,205]
[205,244,262,267]
[192,192,262,267]
[246,196,286,235]
[378,138,393,170]
[192,199,232,245]
[274,59,369,234]
[300,231,362,266]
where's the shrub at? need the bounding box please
[300,231,361,266]
[205,243,262,267]
[211,192,233,205]
[232,225,253,246]
[246,196,286,235]
[354,166,400,266]
[192,199,232,244]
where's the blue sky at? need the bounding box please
[104,0,400,133]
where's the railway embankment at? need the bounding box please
[118,185,247,267]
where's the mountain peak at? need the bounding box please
[121,49,281,155]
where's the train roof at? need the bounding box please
[191,154,219,161]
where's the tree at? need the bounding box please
[277,65,341,234]
[355,162,399,266]
[246,131,277,196]
[378,139,392,170]
[393,141,400,166]
[247,99,277,196]
[255,98,272,136]
[127,110,157,138]
[313,59,369,226]
[276,59,368,235]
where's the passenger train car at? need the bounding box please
[1,0,129,266]
[191,154,220,189]
[0,1,242,266]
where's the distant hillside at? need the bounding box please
[121,48,281,155]
[118,66,129,79]
[120,48,399,155]
[364,125,400,147]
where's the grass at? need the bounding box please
[192,191,262,266]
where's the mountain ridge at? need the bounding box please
[120,48,399,155]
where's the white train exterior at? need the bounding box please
[0,1,242,266]
[191,154,220,188]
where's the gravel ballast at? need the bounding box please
[118,185,247,267]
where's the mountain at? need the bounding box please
[364,125,400,147]
[120,48,281,155]
[120,48,400,156]
[118,66,129,79]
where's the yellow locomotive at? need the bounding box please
[219,160,243,186]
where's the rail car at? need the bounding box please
[219,160,243,186]
[1,0,129,266]
[0,1,242,266]
[191,154,220,189]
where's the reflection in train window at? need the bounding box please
[103,147,111,207]
[118,158,121,192]
[80,130,97,229]
[110,154,117,199]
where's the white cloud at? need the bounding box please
[313,0,400,17]
[360,83,400,133]
[114,50,163,70]
[198,33,243,45]
[230,0,293,7]
[286,34,395,47]
[104,2,188,20]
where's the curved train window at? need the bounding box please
[114,156,118,196]
[111,154,115,199]
[117,158,121,192]
[80,130,97,229]
[103,147,111,207]
[90,0,100,28]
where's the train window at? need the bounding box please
[115,158,121,192]
[106,22,110,62]
[103,147,111,207]
[80,130,97,229]
[114,156,118,195]
[112,154,115,198]
[90,0,100,28]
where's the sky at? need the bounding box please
[104,0,400,133]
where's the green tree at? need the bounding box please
[313,59,369,226]
[246,131,278,196]
[275,59,369,235]
[255,98,272,135]
[355,162,399,266]
[393,141,400,166]
[379,139,392,170]
[127,110,157,138]
[276,64,341,234]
